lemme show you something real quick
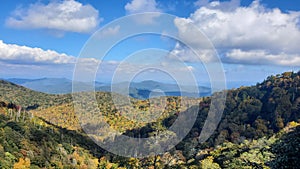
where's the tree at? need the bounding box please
[200,156,221,169]
[13,158,30,169]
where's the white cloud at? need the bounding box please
[226,49,300,66]
[172,0,300,66]
[6,0,101,34]
[187,66,195,71]
[125,0,161,24]
[125,0,160,13]
[97,25,120,39]
[0,40,102,79]
[194,0,240,11]
[0,40,101,66]
[168,42,216,63]
[0,40,75,65]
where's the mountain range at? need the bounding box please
[5,78,211,99]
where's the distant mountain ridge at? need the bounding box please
[5,78,39,84]
[6,78,211,99]
[8,78,73,94]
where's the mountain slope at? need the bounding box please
[177,71,300,150]
[0,80,72,109]
[0,102,103,168]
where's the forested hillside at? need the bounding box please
[0,80,72,109]
[0,101,103,168]
[0,71,300,168]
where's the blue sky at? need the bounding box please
[0,0,300,88]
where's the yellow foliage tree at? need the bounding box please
[13,158,30,169]
[200,156,220,169]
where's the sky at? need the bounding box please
[0,0,300,88]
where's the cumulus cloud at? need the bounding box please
[0,40,76,65]
[172,0,300,66]
[125,0,160,13]
[6,0,101,34]
[0,40,102,80]
[194,0,240,11]
[96,25,120,39]
[125,0,161,24]
[226,49,300,66]
[168,42,216,63]
[0,40,100,66]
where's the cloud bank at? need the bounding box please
[173,0,300,66]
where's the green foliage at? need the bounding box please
[200,156,220,169]
[270,125,300,168]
